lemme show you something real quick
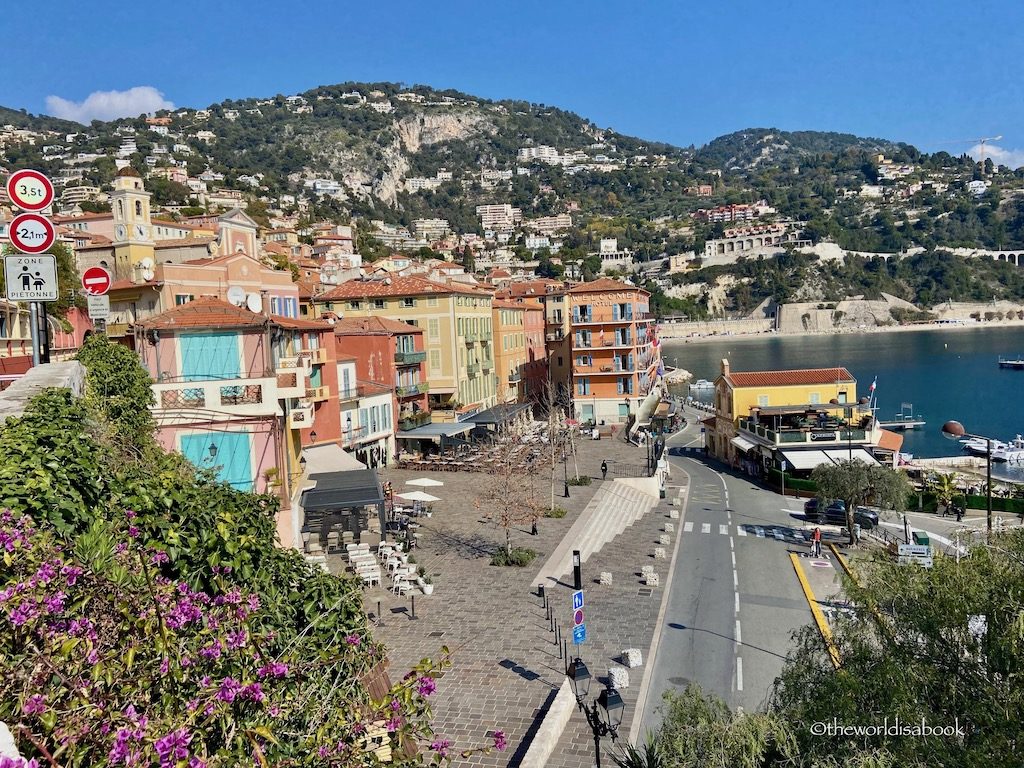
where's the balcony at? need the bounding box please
[299,347,328,365]
[394,349,427,366]
[508,371,522,383]
[481,358,493,371]
[397,383,428,398]
[572,313,634,325]
[288,402,314,429]
[276,370,304,398]
[464,332,483,343]
[572,338,633,350]
[399,411,432,431]
[466,362,481,376]
[738,417,871,447]
[546,329,566,342]
[153,376,279,420]
[341,424,371,446]
[304,385,330,402]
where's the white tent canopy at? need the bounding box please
[395,491,441,503]
[406,478,444,487]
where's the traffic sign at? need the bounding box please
[6,170,54,211]
[572,624,587,645]
[9,213,56,254]
[572,590,584,611]
[4,254,58,301]
[898,544,932,557]
[573,608,584,627]
[81,266,112,296]
[87,295,110,320]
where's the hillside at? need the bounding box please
[694,128,902,173]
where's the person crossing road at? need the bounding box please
[811,527,822,558]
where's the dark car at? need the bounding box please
[803,498,878,529]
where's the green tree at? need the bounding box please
[76,333,156,453]
[810,460,911,544]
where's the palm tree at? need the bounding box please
[928,472,959,515]
[611,736,662,768]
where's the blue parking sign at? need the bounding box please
[573,624,587,645]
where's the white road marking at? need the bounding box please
[733,569,738,588]
[735,592,740,614]
[737,526,747,537]
[736,657,744,691]
[735,620,742,646]
[701,523,711,534]
[684,521,694,533]
[731,551,736,567]
[719,524,729,536]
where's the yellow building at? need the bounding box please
[312,276,497,416]
[708,359,895,473]
[492,299,528,402]
[110,167,156,280]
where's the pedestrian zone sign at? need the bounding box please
[4,254,58,301]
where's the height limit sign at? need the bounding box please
[4,255,58,302]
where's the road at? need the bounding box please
[639,409,816,735]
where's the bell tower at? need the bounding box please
[111,166,155,280]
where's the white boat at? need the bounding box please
[961,437,1006,457]
[689,379,715,391]
[961,435,1024,463]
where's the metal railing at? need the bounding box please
[395,349,427,365]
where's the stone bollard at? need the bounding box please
[622,648,643,668]
[669,509,680,520]
[659,534,671,546]
[654,547,666,559]
[599,571,613,586]
[609,666,630,689]
[664,523,675,533]
[645,572,659,587]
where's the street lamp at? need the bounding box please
[941,420,992,536]
[567,657,624,768]
[562,440,571,498]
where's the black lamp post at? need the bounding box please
[941,420,992,536]
[567,657,624,768]
[563,440,571,498]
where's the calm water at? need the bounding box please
[662,326,1024,479]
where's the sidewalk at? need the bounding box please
[364,432,671,766]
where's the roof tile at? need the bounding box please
[725,367,856,388]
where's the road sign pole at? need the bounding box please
[28,302,40,366]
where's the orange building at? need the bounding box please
[492,299,528,403]
[567,279,660,424]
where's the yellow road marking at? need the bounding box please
[789,552,840,669]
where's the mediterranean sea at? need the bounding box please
[662,325,1024,480]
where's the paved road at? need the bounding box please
[639,411,815,735]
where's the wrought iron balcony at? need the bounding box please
[395,349,427,365]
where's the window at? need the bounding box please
[373,299,385,309]
[348,301,362,310]
[758,395,769,407]
[175,294,193,305]
[284,297,298,318]
[429,350,441,372]
[428,319,440,340]
[576,355,591,367]
[427,297,438,307]
[135,200,142,217]
[576,378,590,396]
[270,296,281,315]
[401,298,415,308]
[557,356,563,367]
[809,392,820,404]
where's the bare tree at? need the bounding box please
[475,435,545,556]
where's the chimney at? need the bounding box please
[721,358,730,376]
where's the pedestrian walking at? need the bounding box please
[955,504,964,523]
[531,520,538,536]
[811,527,822,558]
[601,460,608,480]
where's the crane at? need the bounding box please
[938,135,1003,173]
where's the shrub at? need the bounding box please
[568,475,592,487]
[490,547,538,567]
[545,506,568,518]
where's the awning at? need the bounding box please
[875,429,904,453]
[730,435,757,453]
[300,467,384,512]
[780,450,833,470]
[465,403,532,425]
[823,449,880,465]
[302,443,365,475]
[395,422,475,440]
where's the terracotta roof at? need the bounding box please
[492,299,525,310]
[488,268,512,278]
[501,279,564,298]
[333,316,422,336]
[296,279,321,299]
[315,276,488,301]
[109,278,161,292]
[155,237,216,249]
[567,278,649,295]
[876,429,904,453]
[51,212,114,223]
[117,167,141,177]
[139,297,268,331]
[724,367,856,388]
[270,314,332,331]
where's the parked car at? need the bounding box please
[803,498,878,529]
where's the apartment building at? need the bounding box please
[492,300,528,403]
[567,279,660,424]
[476,204,522,231]
[312,276,497,416]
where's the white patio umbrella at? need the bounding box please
[406,478,445,488]
[395,491,442,503]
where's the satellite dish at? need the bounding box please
[141,267,155,282]
[245,293,263,313]
[208,240,219,255]
[140,257,155,270]
[226,286,246,306]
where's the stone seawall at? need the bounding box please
[658,318,773,338]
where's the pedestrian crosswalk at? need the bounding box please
[679,521,811,541]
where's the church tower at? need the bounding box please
[110,167,155,280]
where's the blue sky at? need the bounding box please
[8,0,1024,163]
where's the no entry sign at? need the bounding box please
[9,213,56,254]
[81,266,112,296]
[6,170,54,211]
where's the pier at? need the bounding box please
[998,357,1024,370]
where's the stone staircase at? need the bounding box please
[534,481,656,589]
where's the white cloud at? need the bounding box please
[45,86,174,124]
[967,143,1024,170]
